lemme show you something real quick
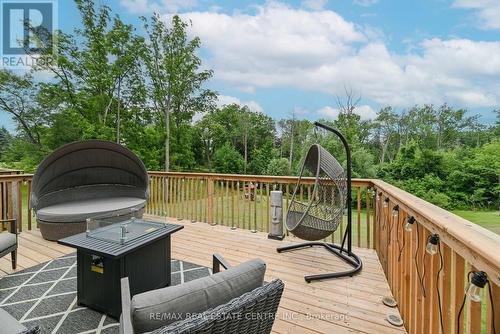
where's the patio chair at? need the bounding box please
[0,219,17,270]
[0,308,39,333]
[30,140,149,241]
[120,254,284,334]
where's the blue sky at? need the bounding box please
[1,0,499,131]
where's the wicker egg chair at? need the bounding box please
[277,122,362,282]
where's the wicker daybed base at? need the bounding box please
[38,220,86,241]
[38,208,145,241]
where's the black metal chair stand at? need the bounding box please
[277,122,362,282]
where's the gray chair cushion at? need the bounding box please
[0,308,27,333]
[0,232,16,251]
[130,259,266,333]
[37,197,146,223]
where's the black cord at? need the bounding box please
[397,215,405,262]
[388,207,397,245]
[457,271,473,334]
[422,249,428,294]
[414,224,426,297]
[436,242,445,334]
[487,281,497,334]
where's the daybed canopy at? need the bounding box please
[31,140,149,239]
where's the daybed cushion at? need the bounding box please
[0,308,27,333]
[37,197,146,223]
[130,259,266,333]
[0,232,16,251]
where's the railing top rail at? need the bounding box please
[373,179,500,286]
[0,174,33,182]
[147,171,373,185]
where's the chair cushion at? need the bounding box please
[37,197,146,223]
[0,232,16,252]
[130,259,266,333]
[0,308,27,333]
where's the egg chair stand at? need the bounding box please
[277,122,362,283]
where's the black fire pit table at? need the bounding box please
[58,217,183,319]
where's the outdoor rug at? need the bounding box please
[0,253,212,334]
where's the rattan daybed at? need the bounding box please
[30,140,149,241]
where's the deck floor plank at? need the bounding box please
[0,218,405,334]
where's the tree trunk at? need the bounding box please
[380,140,388,164]
[244,132,248,173]
[165,106,170,172]
[116,79,122,143]
[206,141,212,172]
[289,128,294,168]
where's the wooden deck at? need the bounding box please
[1,217,406,334]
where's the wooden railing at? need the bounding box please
[1,172,498,333]
[0,173,33,232]
[372,179,500,334]
[147,172,375,248]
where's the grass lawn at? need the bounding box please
[453,210,500,235]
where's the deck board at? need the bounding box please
[0,218,406,334]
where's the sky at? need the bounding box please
[1,0,499,131]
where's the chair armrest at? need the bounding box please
[121,277,134,334]
[212,253,231,273]
[0,219,17,235]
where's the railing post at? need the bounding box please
[11,181,22,232]
[208,177,214,225]
[491,282,500,334]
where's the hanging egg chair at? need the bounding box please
[286,144,347,241]
[277,122,363,283]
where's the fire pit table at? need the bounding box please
[58,217,183,319]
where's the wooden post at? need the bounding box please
[467,266,483,334]
[357,187,361,247]
[208,177,214,225]
[453,253,466,334]
[441,243,453,334]
[26,180,31,231]
[266,183,270,233]
[488,281,500,334]
[10,182,17,232]
[366,189,370,248]
[17,180,22,232]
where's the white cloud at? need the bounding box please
[317,106,340,120]
[301,0,327,11]
[317,105,376,121]
[216,95,264,113]
[453,0,500,30]
[120,0,197,14]
[356,105,378,120]
[353,0,378,7]
[152,2,500,110]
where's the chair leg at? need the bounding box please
[11,250,17,270]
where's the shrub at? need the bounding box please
[213,143,244,174]
[265,158,291,176]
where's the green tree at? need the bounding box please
[248,141,277,175]
[142,14,215,171]
[0,70,43,145]
[373,107,399,164]
[213,143,244,174]
[0,127,11,160]
[265,158,292,176]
